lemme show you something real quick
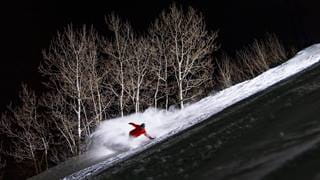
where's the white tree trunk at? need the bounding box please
[154,76,160,108]
[165,58,169,111]
[120,62,124,117]
[135,72,141,113]
[178,63,184,109]
[76,58,81,154]
[136,85,140,113]
[97,84,103,123]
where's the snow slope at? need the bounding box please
[65,44,320,179]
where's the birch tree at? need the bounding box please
[81,31,110,125]
[0,85,49,174]
[235,33,288,79]
[102,14,134,116]
[215,53,235,88]
[149,19,173,110]
[39,25,103,155]
[124,37,152,113]
[153,4,219,108]
[42,92,78,156]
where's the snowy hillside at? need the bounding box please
[58,44,320,179]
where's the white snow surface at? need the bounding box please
[66,44,320,179]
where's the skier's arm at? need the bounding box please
[129,122,139,128]
[144,133,155,140]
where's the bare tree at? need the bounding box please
[152,4,219,108]
[235,33,289,79]
[102,14,134,116]
[39,25,104,155]
[149,19,173,110]
[0,84,49,174]
[123,37,153,113]
[215,53,235,88]
[263,33,288,65]
[41,92,78,158]
[81,30,111,125]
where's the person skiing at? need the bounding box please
[128,122,154,140]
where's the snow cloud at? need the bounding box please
[88,107,179,157]
[87,44,320,159]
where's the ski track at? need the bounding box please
[65,44,320,180]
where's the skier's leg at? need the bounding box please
[128,134,134,141]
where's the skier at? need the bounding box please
[128,122,155,140]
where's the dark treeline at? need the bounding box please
[0,4,295,179]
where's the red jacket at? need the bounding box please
[129,123,154,139]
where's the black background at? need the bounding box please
[1,0,319,111]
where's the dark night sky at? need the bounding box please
[1,0,320,111]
